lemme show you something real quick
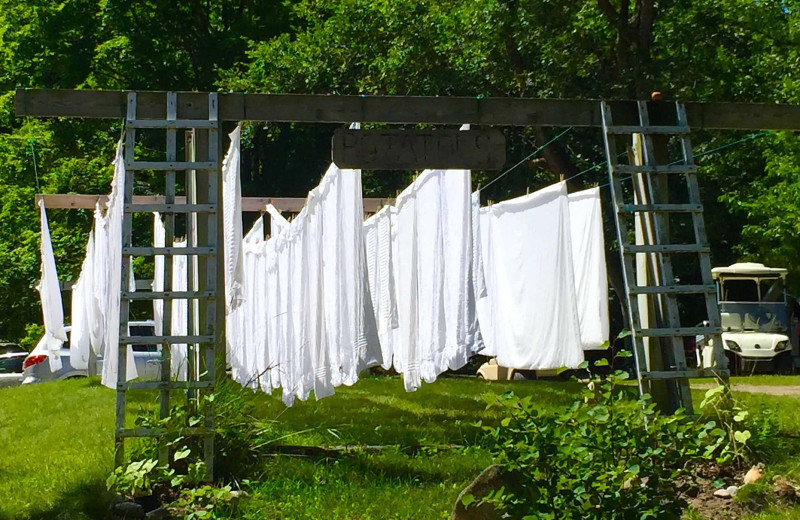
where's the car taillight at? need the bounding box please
[23,355,47,370]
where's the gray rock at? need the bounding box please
[726,485,739,498]
[113,501,146,519]
[713,488,732,499]
[451,464,505,520]
[146,507,167,520]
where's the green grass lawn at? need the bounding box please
[1,375,799,520]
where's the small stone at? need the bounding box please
[744,464,764,485]
[713,488,732,499]
[451,464,505,520]
[726,485,739,497]
[113,501,145,519]
[145,507,167,520]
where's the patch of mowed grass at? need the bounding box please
[0,375,579,519]
[0,378,157,520]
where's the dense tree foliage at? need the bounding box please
[0,0,798,341]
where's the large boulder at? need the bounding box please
[451,464,506,520]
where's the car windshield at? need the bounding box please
[719,302,788,332]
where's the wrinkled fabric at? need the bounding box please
[102,140,138,388]
[37,199,67,371]
[266,204,290,236]
[568,187,609,350]
[389,168,475,390]
[477,182,584,370]
[363,207,398,370]
[90,203,108,356]
[222,125,245,313]
[69,232,95,370]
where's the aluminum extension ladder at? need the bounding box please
[115,92,219,476]
[601,100,729,414]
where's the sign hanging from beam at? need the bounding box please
[16,89,800,130]
[332,129,506,170]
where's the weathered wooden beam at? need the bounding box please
[35,193,390,213]
[17,89,800,130]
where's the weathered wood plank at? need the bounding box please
[17,89,800,129]
[36,193,390,212]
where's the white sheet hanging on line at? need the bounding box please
[222,125,245,314]
[69,232,95,370]
[101,140,138,388]
[568,187,609,349]
[390,168,476,391]
[363,206,398,370]
[265,204,290,236]
[476,182,584,370]
[37,199,67,371]
[90,203,108,356]
[152,213,190,380]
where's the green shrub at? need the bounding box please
[478,356,726,520]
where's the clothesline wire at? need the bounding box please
[589,131,770,189]
[480,127,573,192]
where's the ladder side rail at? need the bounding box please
[157,92,178,465]
[601,102,651,397]
[202,92,219,479]
[115,92,137,467]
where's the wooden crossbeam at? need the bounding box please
[16,89,800,130]
[34,194,390,213]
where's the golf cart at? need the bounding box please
[700,263,794,374]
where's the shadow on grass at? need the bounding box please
[4,479,113,520]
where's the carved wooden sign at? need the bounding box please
[332,129,506,170]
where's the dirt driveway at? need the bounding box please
[694,384,800,396]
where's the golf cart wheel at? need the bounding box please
[775,351,793,375]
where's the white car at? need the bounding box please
[22,321,162,384]
[700,263,794,374]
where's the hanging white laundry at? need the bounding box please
[265,204,290,236]
[153,213,165,337]
[102,140,138,388]
[363,206,398,370]
[69,232,95,370]
[170,239,188,381]
[90,203,108,356]
[37,199,67,371]
[477,182,584,370]
[390,168,475,390]
[568,187,610,350]
[222,125,245,313]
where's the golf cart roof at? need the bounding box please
[712,263,788,279]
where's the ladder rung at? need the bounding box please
[125,203,216,213]
[117,427,213,438]
[123,246,216,256]
[641,369,714,380]
[120,335,215,345]
[125,120,219,129]
[635,327,719,337]
[122,290,215,300]
[613,164,697,175]
[629,284,716,295]
[605,125,690,135]
[125,161,217,171]
[623,244,710,254]
[620,204,703,213]
[120,380,215,390]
